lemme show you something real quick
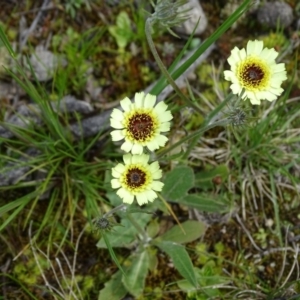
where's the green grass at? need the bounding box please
[1,0,300,299]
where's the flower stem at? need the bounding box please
[156,118,231,159]
[126,211,151,244]
[103,203,127,218]
[145,18,202,114]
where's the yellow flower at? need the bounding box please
[111,154,164,205]
[110,92,173,154]
[224,40,287,105]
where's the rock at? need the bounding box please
[85,76,103,101]
[221,0,259,29]
[55,95,94,114]
[0,148,40,186]
[175,0,207,35]
[0,96,93,139]
[69,109,111,138]
[256,1,293,29]
[29,45,65,81]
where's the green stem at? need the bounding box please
[181,92,234,159]
[157,118,231,159]
[150,0,251,95]
[145,18,202,114]
[103,204,127,218]
[126,211,150,243]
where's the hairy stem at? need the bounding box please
[126,211,150,244]
[145,18,202,114]
[156,118,231,159]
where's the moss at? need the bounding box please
[13,252,49,286]
[261,32,289,50]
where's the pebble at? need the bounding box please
[175,0,208,35]
[256,1,294,29]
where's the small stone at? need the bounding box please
[0,97,93,139]
[54,95,94,114]
[175,0,207,35]
[256,1,293,29]
[265,218,274,228]
[29,45,66,81]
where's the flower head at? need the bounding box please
[95,217,113,231]
[110,92,173,154]
[224,40,287,105]
[111,153,164,206]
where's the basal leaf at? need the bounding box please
[108,11,133,49]
[102,232,125,275]
[194,164,229,189]
[158,220,206,244]
[177,194,228,213]
[96,213,151,248]
[98,270,127,300]
[162,165,194,200]
[156,241,197,288]
[122,251,150,297]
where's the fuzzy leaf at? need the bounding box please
[98,270,127,300]
[194,164,229,190]
[122,251,149,297]
[162,165,194,200]
[158,220,206,244]
[102,232,125,275]
[96,213,151,248]
[108,11,133,49]
[177,194,228,212]
[156,241,197,288]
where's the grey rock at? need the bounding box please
[0,104,42,139]
[29,46,66,81]
[0,96,93,139]
[0,162,31,186]
[176,0,207,35]
[0,148,40,186]
[69,110,111,138]
[257,1,293,29]
[54,95,94,114]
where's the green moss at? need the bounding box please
[13,252,49,285]
[261,32,289,50]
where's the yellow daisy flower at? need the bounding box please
[224,40,287,105]
[111,153,164,205]
[110,92,173,154]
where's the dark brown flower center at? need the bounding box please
[242,64,264,87]
[126,168,146,188]
[128,113,154,141]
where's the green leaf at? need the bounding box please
[106,192,122,207]
[122,251,150,297]
[102,232,125,275]
[177,264,229,296]
[156,241,197,288]
[194,164,229,189]
[108,11,133,49]
[0,25,16,58]
[0,190,38,232]
[98,270,127,300]
[159,220,206,244]
[177,194,228,213]
[96,213,151,248]
[116,11,131,29]
[147,218,160,238]
[161,165,194,200]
